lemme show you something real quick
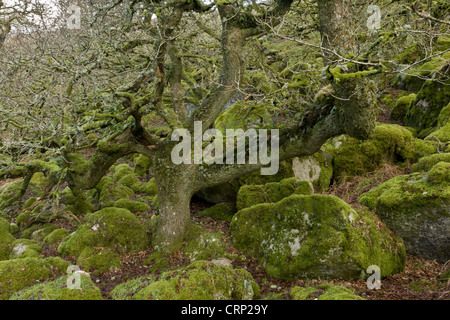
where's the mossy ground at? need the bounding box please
[132,260,260,300]
[290,283,364,300]
[10,274,103,300]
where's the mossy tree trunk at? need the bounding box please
[151,148,196,253]
[318,0,378,140]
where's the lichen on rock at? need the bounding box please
[9,239,42,260]
[183,232,227,262]
[231,194,405,281]
[359,164,450,263]
[133,260,260,300]
[58,207,149,257]
[236,177,313,210]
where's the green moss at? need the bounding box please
[290,284,364,300]
[117,173,140,188]
[134,177,157,196]
[110,275,155,300]
[9,223,18,235]
[0,217,15,261]
[143,251,170,271]
[0,257,53,300]
[44,257,71,274]
[134,155,152,177]
[436,36,450,51]
[412,139,439,158]
[395,43,422,64]
[429,122,450,143]
[21,223,58,243]
[359,171,449,262]
[411,153,450,172]
[10,274,103,300]
[231,194,405,281]
[23,197,37,210]
[290,286,317,300]
[236,177,313,210]
[197,202,236,222]
[42,228,70,245]
[292,152,333,192]
[404,76,450,131]
[409,279,445,293]
[9,239,42,259]
[438,102,450,127]
[329,66,379,82]
[0,180,44,212]
[440,269,450,281]
[328,124,417,181]
[58,207,149,257]
[113,164,134,182]
[239,160,295,186]
[390,93,416,122]
[98,180,135,208]
[133,260,260,300]
[318,284,364,300]
[427,162,450,184]
[77,247,122,275]
[183,232,227,262]
[214,100,276,135]
[113,198,150,213]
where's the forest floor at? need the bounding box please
[39,196,449,301]
[11,92,450,300]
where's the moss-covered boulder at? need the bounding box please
[134,155,152,177]
[0,217,14,261]
[390,93,417,122]
[404,59,450,132]
[110,275,155,300]
[291,152,333,192]
[197,202,236,222]
[9,239,42,259]
[113,198,150,213]
[42,228,70,245]
[183,232,227,262]
[44,257,71,274]
[58,207,149,257]
[135,177,157,196]
[290,283,364,300]
[133,260,259,300]
[428,122,450,145]
[231,194,405,281]
[10,274,103,300]
[236,178,313,210]
[411,153,450,172]
[438,102,450,125]
[0,179,44,214]
[0,257,53,300]
[326,124,419,181]
[76,247,122,275]
[359,165,450,263]
[97,178,136,208]
[21,223,58,243]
